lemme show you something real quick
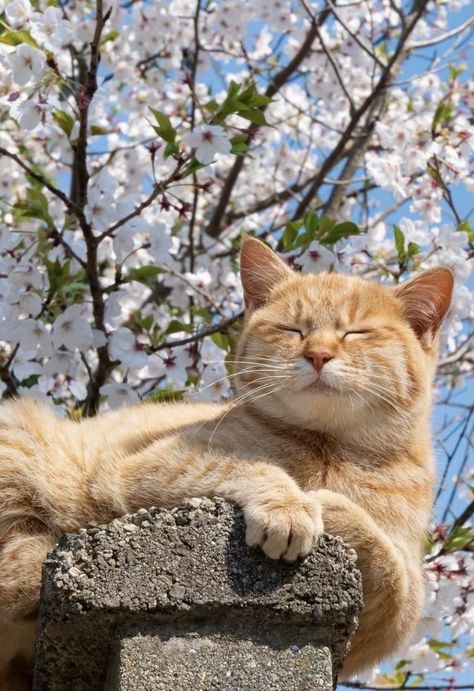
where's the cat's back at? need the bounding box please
[75,399,226,462]
[0,397,61,452]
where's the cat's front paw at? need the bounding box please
[244,491,324,562]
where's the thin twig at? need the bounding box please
[152,313,243,352]
[204,6,332,238]
[0,146,80,217]
[326,0,385,67]
[291,0,431,221]
[409,15,474,49]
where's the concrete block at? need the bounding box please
[34,497,362,690]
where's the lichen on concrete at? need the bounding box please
[34,497,362,691]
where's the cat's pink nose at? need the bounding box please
[305,350,334,372]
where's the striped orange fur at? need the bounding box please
[0,237,453,687]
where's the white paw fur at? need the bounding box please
[244,491,324,561]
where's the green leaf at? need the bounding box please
[183,158,207,176]
[141,314,154,331]
[457,219,474,242]
[303,210,318,237]
[210,332,231,351]
[127,265,165,285]
[62,279,88,296]
[246,93,272,108]
[165,320,194,335]
[213,80,271,127]
[230,135,249,156]
[230,141,248,156]
[45,258,71,296]
[19,374,40,388]
[101,30,119,44]
[427,639,449,652]
[203,99,219,113]
[448,63,466,83]
[53,110,74,138]
[237,108,268,126]
[0,29,39,48]
[146,386,184,404]
[318,215,336,237]
[394,659,410,670]
[394,226,405,258]
[406,241,419,259]
[294,230,314,250]
[14,187,51,223]
[323,221,361,246]
[432,101,453,132]
[282,221,300,251]
[90,125,113,136]
[426,160,443,187]
[392,225,419,267]
[444,525,473,551]
[164,141,180,158]
[239,83,272,108]
[390,670,411,686]
[149,108,177,144]
[68,406,85,422]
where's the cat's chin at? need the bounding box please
[301,379,339,395]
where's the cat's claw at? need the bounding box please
[244,492,324,562]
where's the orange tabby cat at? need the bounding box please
[0,237,453,689]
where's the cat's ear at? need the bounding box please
[240,236,292,312]
[394,267,454,345]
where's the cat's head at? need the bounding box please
[235,237,453,437]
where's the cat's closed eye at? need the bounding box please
[277,326,303,337]
[342,330,372,339]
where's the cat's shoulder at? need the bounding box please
[0,396,58,425]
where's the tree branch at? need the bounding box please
[95,155,192,243]
[152,313,243,352]
[409,15,474,49]
[68,0,114,415]
[204,5,332,238]
[326,0,385,67]
[291,0,431,221]
[300,0,356,115]
[438,333,474,374]
[0,146,79,217]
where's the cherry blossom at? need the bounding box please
[9,44,45,86]
[100,382,139,409]
[30,7,71,50]
[12,318,52,358]
[0,1,472,685]
[5,0,31,28]
[184,124,232,164]
[52,306,94,352]
[108,327,148,370]
[296,241,338,273]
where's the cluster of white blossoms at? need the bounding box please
[0,0,473,684]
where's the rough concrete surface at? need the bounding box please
[34,497,362,691]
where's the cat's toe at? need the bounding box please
[245,513,266,549]
[261,522,291,560]
[244,493,323,561]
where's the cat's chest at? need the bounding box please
[278,441,384,499]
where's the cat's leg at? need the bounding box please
[0,531,58,690]
[312,489,423,678]
[0,531,57,618]
[218,459,324,562]
[0,617,36,691]
[94,444,324,562]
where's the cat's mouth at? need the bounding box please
[305,378,338,394]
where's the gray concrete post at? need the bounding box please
[34,497,362,690]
